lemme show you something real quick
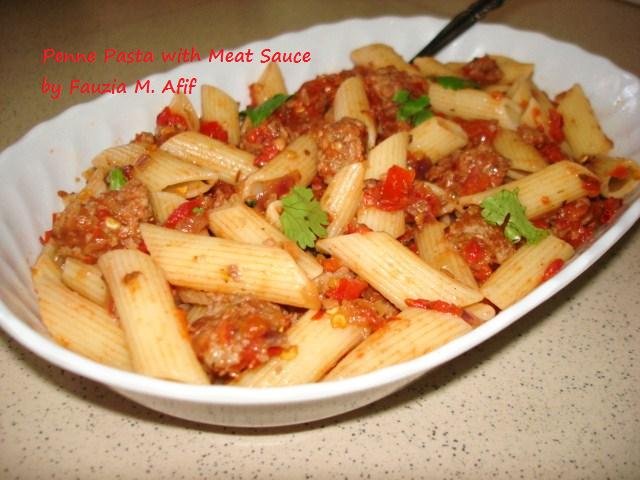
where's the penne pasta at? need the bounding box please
[31,42,637,386]
[556,84,613,159]
[350,43,417,74]
[489,55,534,85]
[481,235,574,309]
[160,131,256,184]
[32,255,132,371]
[321,162,365,237]
[99,249,209,383]
[232,310,365,387]
[241,134,317,199]
[412,56,458,77]
[493,129,548,172]
[250,62,287,105]
[61,257,110,308]
[201,85,241,145]
[324,308,472,380]
[458,160,601,218]
[429,83,522,130]
[91,143,148,169]
[408,117,468,161]
[208,203,323,279]
[587,155,640,199]
[169,93,200,131]
[148,191,186,224]
[356,207,405,238]
[140,223,320,309]
[365,131,408,180]
[334,76,377,148]
[133,150,218,192]
[316,232,483,309]
[415,221,477,289]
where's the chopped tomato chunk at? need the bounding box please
[156,107,187,129]
[199,120,229,142]
[325,278,369,301]
[541,258,564,282]
[405,298,463,316]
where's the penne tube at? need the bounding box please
[587,155,640,199]
[412,56,458,77]
[356,207,405,238]
[316,232,483,309]
[350,43,417,74]
[556,84,613,159]
[321,162,365,237]
[506,75,533,107]
[241,134,317,199]
[32,255,131,371]
[489,55,534,85]
[160,131,256,184]
[429,83,522,130]
[365,131,408,179]
[149,191,186,224]
[458,160,601,218]
[250,62,288,105]
[61,257,110,308]
[481,235,574,309]
[169,93,199,131]
[493,129,548,172]
[141,223,320,309]
[415,221,477,289]
[31,251,62,282]
[232,310,365,387]
[334,76,377,148]
[201,84,241,145]
[464,302,496,324]
[208,203,323,279]
[91,143,148,169]
[99,249,209,383]
[324,308,471,380]
[133,150,218,192]
[408,117,468,161]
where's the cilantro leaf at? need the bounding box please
[435,76,480,90]
[481,189,548,244]
[280,187,329,249]
[393,89,432,126]
[106,167,127,190]
[244,93,291,126]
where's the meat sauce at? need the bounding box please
[39,59,631,382]
[52,178,153,263]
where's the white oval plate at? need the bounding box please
[0,16,638,427]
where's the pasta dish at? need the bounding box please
[31,43,640,386]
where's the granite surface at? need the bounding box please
[1,0,639,478]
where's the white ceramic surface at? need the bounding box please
[0,16,638,427]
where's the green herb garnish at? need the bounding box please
[280,187,329,249]
[481,189,548,244]
[435,76,480,90]
[393,89,432,126]
[244,93,291,126]
[106,168,127,191]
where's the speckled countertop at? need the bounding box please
[1,1,639,478]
